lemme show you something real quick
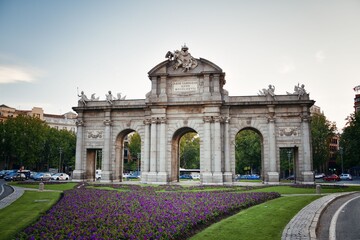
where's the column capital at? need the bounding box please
[203,116,212,123]
[76,120,84,127]
[143,118,152,125]
[223,116,231,123]
[103,119,112,126]
[159,117,167,124]
[151,117,158,124]
[213,116,221,123]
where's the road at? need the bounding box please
[0,179,14,200]
[317,191,360,240]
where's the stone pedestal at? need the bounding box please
[223,172,233,184]
[147,172,158,183]
[100,170,113,183]
[72,170,85,181]
[157,172,168,184]
[212,172,224,184]
[301,171,315,184]
[266,172,279,184]
[201,172,213,184]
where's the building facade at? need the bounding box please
[72,46,315,184]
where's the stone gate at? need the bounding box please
[72,46,315,184]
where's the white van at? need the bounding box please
[95,170,102,180]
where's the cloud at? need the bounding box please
[0,65,41,84]
[315,50,325,63]
[278,62,295,74]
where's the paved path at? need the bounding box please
[281,192,355,240]
[0,186,24,210]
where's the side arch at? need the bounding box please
[170,127,199,182]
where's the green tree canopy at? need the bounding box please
[0,115,76,171]
[311,113,336,173]
[235,129,261,175]
[340,112,360,170]
[126,132,141,172]
[179,132,200,169]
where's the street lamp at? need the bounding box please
[137,152,140,173]
[339,147,344,174]
[287,149,292,177]
[59,147,62,173]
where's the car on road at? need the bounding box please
[4,172,26,181]
[339,173,353,180]
[315,173,326,179]
[323,174,340,181]
[179,174,193,180]
[51,173,70,181]
[33,172,52,181]
[95,170,102,180]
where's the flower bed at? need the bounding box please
[17,188,280,239]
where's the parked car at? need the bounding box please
[51,173,70,181]
[95,170,102,180]
[315,173,326,179]
[323,174,340,181]
[0,170,16,179]
[179,174,193,180]
[4,172,26,181]
[18,170,31,179]
[33,172,52,181]
[127,173,141,179]
[286,175,295,180]
[339,173,353,181]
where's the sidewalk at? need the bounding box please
[281,192,354,240]
[0,186,24,210]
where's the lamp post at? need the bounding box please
[287,149,292,177]
[59,147,62,173]
[340,147,344,174]
[137,152,140,173]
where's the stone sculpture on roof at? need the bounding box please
[165,44,198,72]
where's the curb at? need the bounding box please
[0,185,25,210]
[281,192,354,240]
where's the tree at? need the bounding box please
[340,112,360,170]
[235,130,261,175]
[311,113,336,173]
[179,132,200,169]
[0,115,76,171]
[127,132,141,171]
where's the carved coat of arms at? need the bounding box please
[165,45,198,72]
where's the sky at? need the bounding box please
[0,0,359,131]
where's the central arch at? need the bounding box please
[171,127,199,182]
[234,127,264,181]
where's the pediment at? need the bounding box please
[148,58,223,78]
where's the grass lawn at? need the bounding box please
[8,182,78,191]
[191,195,321,240]
[248,185,360,194]
[0,191,62,240]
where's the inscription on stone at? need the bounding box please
[173,80,198,93]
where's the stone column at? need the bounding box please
[301,109,314,184]
[223,117,232,183]
[148,117,158,182]
[142,119,151,181]
[213,116,222,183]
[267,105,279,183]
[72,119,84,181]
[202,116,212,183]
[101,118,112,182]
[158,117,167,182]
